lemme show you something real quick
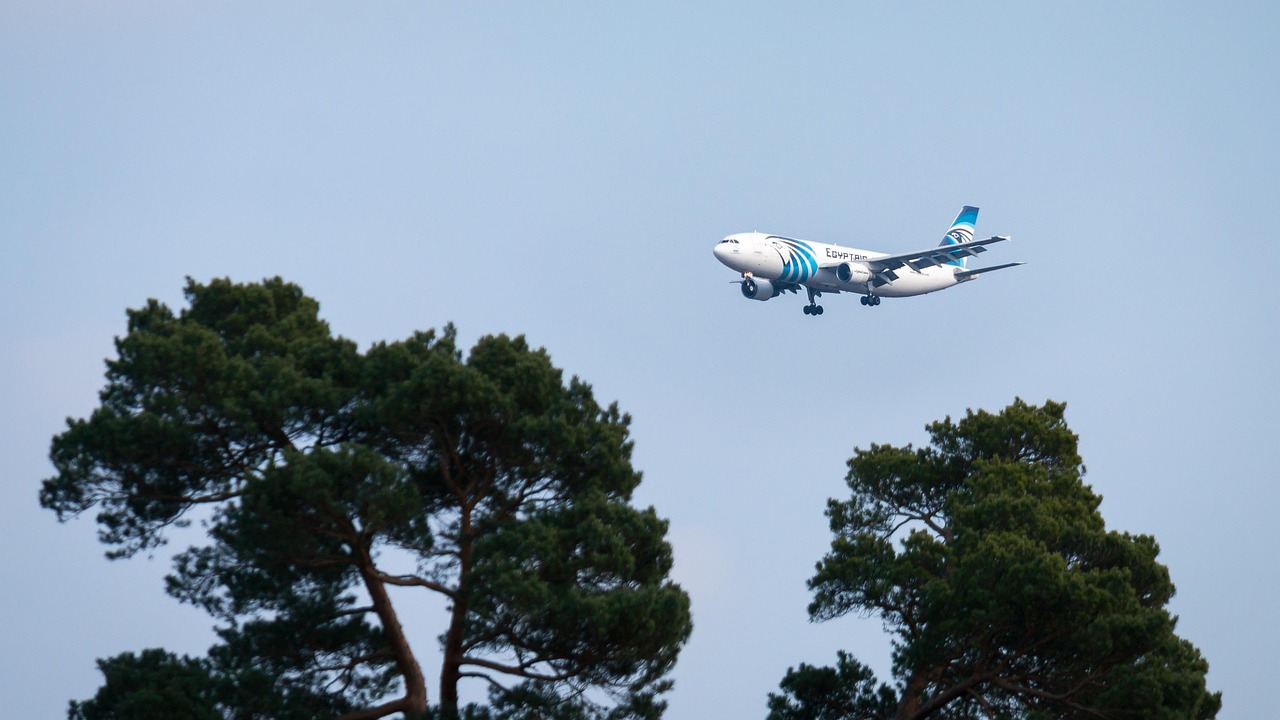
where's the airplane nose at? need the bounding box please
[713,243,730,263]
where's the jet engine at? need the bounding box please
[741,277,778,301]
[836,262,871,285]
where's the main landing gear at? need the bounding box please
[860,294,882,307]
[803,287,824,316]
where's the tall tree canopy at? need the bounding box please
[42,277,691,720]
[767,400,1219,720]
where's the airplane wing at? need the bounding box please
[820,235,1012,287]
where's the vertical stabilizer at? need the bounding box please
[940,206,979,267]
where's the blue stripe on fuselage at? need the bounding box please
[773,237,817,283]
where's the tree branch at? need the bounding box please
[460,655,577,683]
[372,571,455,598]
[316,649,395,674]
[335,696,419,720]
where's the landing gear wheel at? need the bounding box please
[860,296,869,306]
[803,287,825,317]
[872,296,881,306]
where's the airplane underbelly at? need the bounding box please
[877,268,956,297]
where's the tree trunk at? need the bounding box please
[439,595,470,716]
[439,508,475,718]
[341,546,428,720]
[895,670,931,720]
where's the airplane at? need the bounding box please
[713,206,1023,316]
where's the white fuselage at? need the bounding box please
[713,232,959,298]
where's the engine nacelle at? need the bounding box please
[741,277,778,301]
[836,262,872,285]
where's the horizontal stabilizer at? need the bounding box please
[954,261,1025,280]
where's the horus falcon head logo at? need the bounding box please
[770,237,817,282]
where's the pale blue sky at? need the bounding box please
[3,3,1277,718]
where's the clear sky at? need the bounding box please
[3,2,1276,717]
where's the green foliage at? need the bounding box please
[771,399,1220,720]
[68,646,363,720]
[68,650,225,720]
[43,277,361,559]
[441,679,673,720]
[45,278,690,720]
[767,652,895,720]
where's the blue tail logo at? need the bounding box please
[940,206,979,268]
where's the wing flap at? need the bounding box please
[870,269,898,287]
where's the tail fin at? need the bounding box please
[940,206,979,268]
